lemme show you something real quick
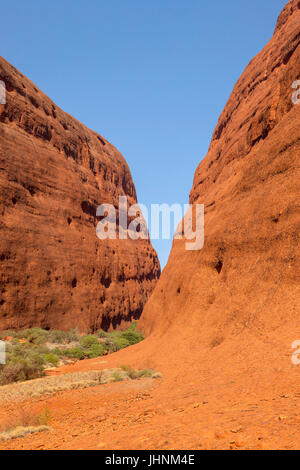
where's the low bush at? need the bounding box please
[96,329,108,339]
[22,328,49,345]
[51,347,65,357]
[61,347,85,360]
[120,329,143,345]
[43,353,59,367]
[38,407,52,426]
[0,322,144,385]
[48,329,79,344]
[86,343,105,359]
[47,330,69,344]
[0,360,45,385]
[80,335,99,348]
[0,406,52,441]
[111,371,124,382]
[109,337,131,352]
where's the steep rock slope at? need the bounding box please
[140,0,300,359]
[0,57,160,331]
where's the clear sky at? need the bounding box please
[1,0,287,268]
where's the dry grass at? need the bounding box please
[0,425,50,441]
[0,368,161,403]
[0,405,52,442]
[0,368,162,442]
[0,405,52,429]
[0,370,103,403]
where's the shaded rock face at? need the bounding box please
[0,57,160,332]
[140,0,299,356]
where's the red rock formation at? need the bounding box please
[140,0,300,353]
[0,57,160,332]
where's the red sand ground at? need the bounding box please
[0,333,300,450]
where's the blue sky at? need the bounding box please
[1,0,287,268]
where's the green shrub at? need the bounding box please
[43,353,59,366]
[96,330,108,339]
[126,368,156,379]
[30,344,52,355]
[0,359,45,385]
[0,324,144,385]
[25,351,46,368]
[22,328,49,345]
[48,330,68,344]
[120,365,137,379]
[85,343,105,359]
[80,335,99,349]
[135,369,155,378]
[120,329,143,345]
[0,363,26,385]
[6,343,22,359]
[51,347,65,357]
[111,371,124,382]
[109,337,131,352]
[38,407,52,426]
[7,345,46,367]
[67,329,80,342]
[129,321,138,331]
[62,347,86,360]
[48,329,79,344]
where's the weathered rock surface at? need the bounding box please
[140,0,300,354]
[0,57,160,331]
